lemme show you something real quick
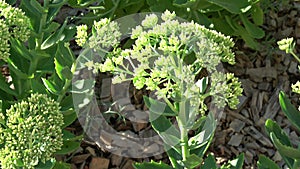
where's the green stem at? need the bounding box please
[178,117,189,169]
[162,96,178,114]
[28,57,39,76]
[36,1,49,50]
[291,52,300,63]
[180,126,189,161]
[57,79,70,103]
[57,61,77,103]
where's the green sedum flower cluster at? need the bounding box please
[77,10,243,111]
[0,0,31,61]
[277,37,295,54]
[292,81,300,94]
[0,93,63,169]
[76,18,121,50]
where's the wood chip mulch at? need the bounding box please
[2,1,300,168]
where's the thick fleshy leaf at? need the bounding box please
[212,17,235,36]
[53,161,71,169]
[221,153,244,169]
[9,38,33,61]
[41,20,68,49]
[54,58,73,80]
[0,74,17,97]
[42,78,61,95]
[271,132,300,159]
[265,119,291,146]
[191,116,206,130]
[29,0,45,13]
[206,0,251,14]
[143,96,177,116]
[183,154,202,168]
[265,120,294,168]
[133,161,173,169]
[257,155,280,169]
[164,145,183,169]
[240,14,265,39]
[178,98,200,129]
[149,107,181,148]
[189,112,216,150]
[225,15,259,50]
[62,130,82,141]
[55,141,81,155]
[35,158,56,169]
[279,91,300,131]
[252,4,264,25]
[62,109,77,128]
[202,154,217,169]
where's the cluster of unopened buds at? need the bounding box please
[76,10,243,113]
[0,94,63,169]
[0,0,31,61]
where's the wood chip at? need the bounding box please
[227,109,253,125]
[99,131,113,146]
[121,159,135,169]
[89,157,110,169]
[128,110,149,132]
[246,67,277,79]
[258,82,271,91]
[86,147,96,156]
[288,61,298,74]
[244,126,273,147]
[100,78,112,99]
[71,164,77,169]
[273,151,282,162]
[71,154,91,164]
[240,79,256,96]
[236,95,249,113]
[229,119,245,132]
[245,151,254,165]
[295,18,300,38]
[111,154,123,167]
[228,134,243,146]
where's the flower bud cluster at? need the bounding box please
[0,93,63,169]
[277,37,295,54]
[0,0,31,61]
[76,18,122,51]
[79,10,243,111]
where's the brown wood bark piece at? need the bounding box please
[89,157,110,169]
[71,154,91,164]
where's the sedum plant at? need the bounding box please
[0,93,63,169]
[0,0,81,168]
[76,11,243,168]
[258,38,300,169]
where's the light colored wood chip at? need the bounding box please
[228,134,243,146]
[86,146,96,156]
[89,157,110,169]
[229,119,245,132]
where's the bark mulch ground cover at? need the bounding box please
[2,0,299,168]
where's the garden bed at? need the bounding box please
[0,0,300,169]
[64,1,300,169]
